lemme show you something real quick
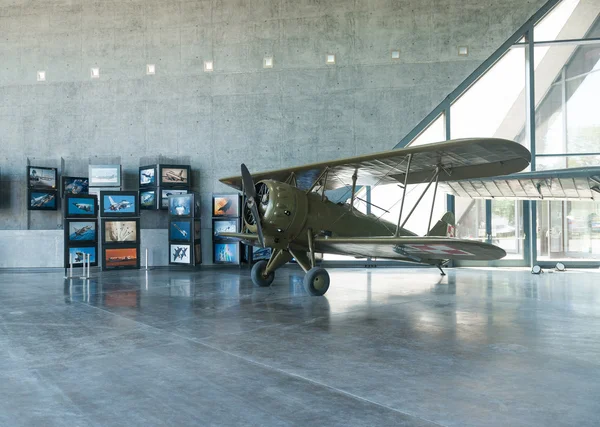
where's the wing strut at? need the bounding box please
[427,169,441,233]
[349,170,358,212]
[395,154,413,237]
[400,166,441,230]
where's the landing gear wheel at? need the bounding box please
[303,267,330,296]
[251,260,274,287]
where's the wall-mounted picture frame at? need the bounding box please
[159,164,191,186]
[252,246,272,262]
[160,188,188,209]
[140,190,157,210]
[212,218,239,239]
[89,164,121,187]
[103,246,140,270]
[213,241,240,264]
[168,192,198,217]
[62,176,89,196]
[169,219,192,242]
[66,245,98,267]
[66,219,97,243]
[102,218,139,244]
[139,165,157,188]
[65,194,97,218]
[28,189,58,211]
[100,191,139,217]
[212,194,241,218]
[28,166,57,189]
[170,243,191,264]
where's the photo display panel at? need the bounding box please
[212,194,241,218]
[170,219,192,242]
[159,164,191,186]
[103,246,140,270]
[102,218,140,244]
[66,219,97,243]
[62,176,89,196]
[139,165,157,188]
[89,165,121,187]
[66,245,98,267]
[170,243,192,264]
[28,166,57,189]
[65,194,98,218]
[100,191,139,217]
[28,189,58,211]
[213,241,240,264]
[160,188,188,209]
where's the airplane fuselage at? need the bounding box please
[251,180,415,252]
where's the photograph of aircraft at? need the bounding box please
[69,247,96,264]
[140,191,156,209]
[63,177,89,195]
[161,189,188,208]
[214,242,239,264]
[28,167,57,189]
[213,195,239,217]
[161,167,188,184]
[89,165,121,187]
[170,221,191,241]
[29,192,56,209]
[140,168,155,186]
[105,248,138,268]
[213,219,238,237]
[170,244,190,263]
[68,222,96,242]
[104,220,136,243]
[104,195,135,213]
[218,138,532,296]
[168,195,192,216]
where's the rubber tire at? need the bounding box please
[303,267,330,296]
[251,260,275,287]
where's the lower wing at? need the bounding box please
[217,233,504,262]
[314,236,505,262]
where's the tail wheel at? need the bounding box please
[251,260,274,287]
[303,267,330,296]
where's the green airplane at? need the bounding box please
[218,138,532,296]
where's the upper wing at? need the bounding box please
[313,236,506,262]
[108,196,116,205]
[220,138,531,191]
[439,167,600,200]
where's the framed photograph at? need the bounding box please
[28,190,57,211]
[194,243,202,265]
[66,245,98,267]
[66,220,97,243]
[28,166,57,189]
[170,243,191,264]
[103,246,140,270]
[140,190,157,210]
[62,176,89,196]
[212,194,241,218]
[102,218,139,244]
[160,188,188,209]
[213,219,239,239]
[253,246,272,262]
[170,219,192,242]
[168,193,198,217]
[213,241,240,264]
[89,164,121,187]
[65,194,97,218]
[159,164,191,186]
[139,165,157,188]
[100,191,139,217]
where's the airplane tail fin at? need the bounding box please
[427,212,456,237]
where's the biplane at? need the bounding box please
[218,138,532,296]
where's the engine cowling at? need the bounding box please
[243,180,307,249]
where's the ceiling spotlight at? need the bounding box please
[326,54,336,65]
[37,71,46,82]
[263,56,274,68]
[531,265,543,275]
[146,64,156,75]
[90,67,100,79]
[555,262,566,272]
[204,60,214,72]
[391,50,400,60]
[458,46,469,56]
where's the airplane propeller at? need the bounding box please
[241,164,265,248]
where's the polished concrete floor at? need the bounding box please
[0,266,599,426]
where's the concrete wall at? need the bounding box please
[0,0,547,267]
